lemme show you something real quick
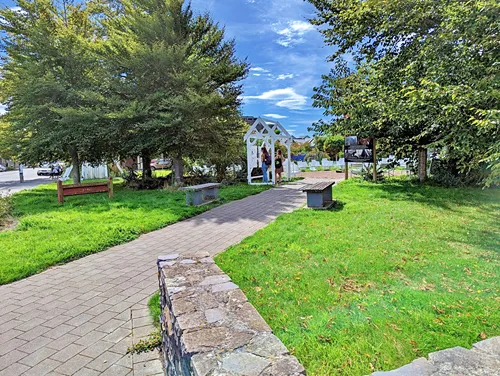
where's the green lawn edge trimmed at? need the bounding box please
[215,179,500,376]
[0,181,270,285]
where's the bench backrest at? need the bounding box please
[57,178,113,204]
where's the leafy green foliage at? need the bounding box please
[0,181,269,284]
[0,0,109,183]
[308,0,500,185]
[217,179,500,375]
[102,0,248,182]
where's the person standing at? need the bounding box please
[19,164,24,183]
[261,146,271,183]
[275,149,284,184]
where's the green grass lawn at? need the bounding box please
[216,179,500,376]
[0,181,269,285]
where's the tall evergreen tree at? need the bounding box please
[0,0,109,183]
[103,0,248,183]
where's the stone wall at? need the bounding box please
[157,252,306,376]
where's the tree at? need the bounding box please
[103,0,248,184]
[0,0,109,183]
[308,0,500,183]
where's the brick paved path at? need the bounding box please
[0,183,309,376]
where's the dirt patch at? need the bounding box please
[0,217,18,232]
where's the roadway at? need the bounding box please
[0,168,52,196]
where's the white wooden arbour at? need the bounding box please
[244,117,293,185]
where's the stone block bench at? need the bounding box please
[181,183,221,206]
[157,253,305,376]
[302,181,336,209]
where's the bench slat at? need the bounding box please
[302,181,335,192]
[181,183,221,192]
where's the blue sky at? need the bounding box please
[190,0,335,136]
[0,0,336,136]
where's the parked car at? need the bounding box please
[37,164,52,176]
[0,164,7,172]
[150,159,172,170]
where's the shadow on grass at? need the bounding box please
[362,180,500,214]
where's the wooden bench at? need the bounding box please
[302,181,336,209]
[57,178,113,204]
[181,183,221,206]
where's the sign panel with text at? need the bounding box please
[345,136,374,163]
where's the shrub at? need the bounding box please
[429,159,484,187]
[0,194,12,226]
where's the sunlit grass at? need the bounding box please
[216,179,500,376]
[0,181,269,284]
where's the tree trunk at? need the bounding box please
[142,153,152,180]
[70,148,81,184]
[215,164,226,183]
[418,147,427,182]
[173,155,184,185]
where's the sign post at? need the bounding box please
[345,136,375,181]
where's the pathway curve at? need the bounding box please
[0,182,311,376]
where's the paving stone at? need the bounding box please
[0,362,30,376]
[16,325,51,341]
[53,354,92,375]
[46,334,81,350]
[103,328,131,344]
[100,364,132,376]
[73,367,101,376]
[17,335,53,353]
[86,351,123,372]
[44,324,76,340]
[50,343,86,363]
[21,358,62,376]
[69,321,100,336]
[133,359,163,376]
[0,338,26,356]
[80,340,114,358]
[19,347,57,367]
[0,350,27,371]
[96,319,127,334]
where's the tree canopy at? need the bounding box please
[308,0,500,185]
[0,0,248,184]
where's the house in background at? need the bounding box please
[292,135,314,147]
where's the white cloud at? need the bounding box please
[244,88,308,110]
[250,67,270,73]
[277,74,294,80]
[253,73,261,77]
[274,20,315,47]
[287,124,298,128]
[263,114,288,119]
